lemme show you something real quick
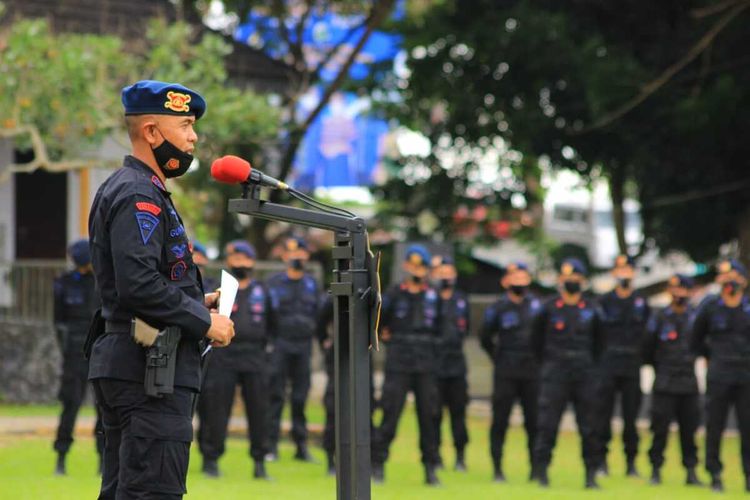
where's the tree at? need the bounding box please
[388,0,750,266]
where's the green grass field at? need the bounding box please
[0,403,747,499]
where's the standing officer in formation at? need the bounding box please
[88,80,235,499]
[266,236,321,462]
[595,254,650,477]
[481,262,540,483]
[192,241,218,293]
[197,240,271,480]
[53,240,104,475]
[316,294,337,476]
[530,258,603,489]
[371,244,441,486]
[644,274,702,486]
[692,259,750,493]
[430,255,470,472]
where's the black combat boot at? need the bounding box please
[685,467,702,486]
[55,453,66,476]
[626,458,640,478]
[597,459,609,477]
[254,460,270,480]
[454,449,467,472]
[371,462,385,483]
[710,474,724,492]
[493,460,506,483]
[650,467,661,485]
[326,452,336,476]
[202,458,219,478]
[585,468,601,489]
[745,475,750,492]
[531,465,549,487]
[434,454,444,470]
[294,443,316,463]
[424,463,440,486]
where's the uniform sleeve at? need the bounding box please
[108,194,211,341]
[690,300,711,357]
[530,302,548,360]
[379,289,394,331]
[53,276,65,326]
[480,303,497,357]
[316,295,334,347]
[642,310,660,366]
[591,302,604,360]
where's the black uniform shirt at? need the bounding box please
[211,281,272,372]
[380,283,440,373]
[88,155,211,390]
[644,305,698,394]
[436,289,470,378]
[481,293,541,379]
[53,270,99,353]
[691,295,750,383]
[268,272,320,341]
[598,290,650,375]
[531,295,603,367]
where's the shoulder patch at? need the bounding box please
[135,212,159,245]
[170,243,187,259]
[170,260,187,281]
[135,201,162,216]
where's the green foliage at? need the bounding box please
[0,20,132,158]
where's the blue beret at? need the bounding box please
[285,236,308,251]
[192,241,208,257]
[505,261,529,273]
[405,244,430,266]
[669,274,695,289]
[122,80,206,120]
[718,259,748,278]
[68,240,90,267]
[561,257,587,277]
[227,240,256,259]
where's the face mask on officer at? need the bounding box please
[563,280,581,294]
[510,284,528,296]
[673,295,688,306]
[723,280,742,295]
[289,259,305,271]
[152,127,193,179]
[230,266,253,280]
[618,278,631,289]
[439,278,456,290]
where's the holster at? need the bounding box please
[83,308,104,360]
[144,326,182,398]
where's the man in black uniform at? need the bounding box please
[644,274,702,486]
[316,294,337,475]
[88,80,235,499]
[192,241,218,293]
[430,254,470,472]
[530,258,603,489]
[53,240,104,475]
[197,240,271,479]
[481,261,540,482]
[692,259,750,493]
[595,254,650,477]
[371,244,441,486]
[266,236,321,462]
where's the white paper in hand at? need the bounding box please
[219,270,239,317]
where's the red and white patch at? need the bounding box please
[135,202,161,216]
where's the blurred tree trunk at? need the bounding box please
[609,164,628,256]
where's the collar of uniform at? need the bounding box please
[123,155,171,195]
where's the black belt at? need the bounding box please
[105,320,131,334]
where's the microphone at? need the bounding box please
[210,155,289,190]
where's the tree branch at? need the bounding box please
[575,0,750,134]
[691,0,742,18]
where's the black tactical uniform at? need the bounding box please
[644,304,700,478]
[433,288,470,468]
[531,295,603,483]
[53,267,104,471]
[692,295,750,487]
[315,295,337,472]
[89,155,211,499]
[595,290,650,470]
[266,271,321,457]
[198,280,272,472]
[371,283,441,476]
[481,293,541,478]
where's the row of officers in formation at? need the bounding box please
[53,238,750,492]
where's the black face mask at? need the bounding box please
[289,259,305,271]
[510,285,528,296]
[724,280,742,295]
[563,280,581,294]
[673,296,688,306]
[410,274,423,284]
[152,132,193,179]
[618,278,631,289]
[440,279,456,290]
[230,266,253,280]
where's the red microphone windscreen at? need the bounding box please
[210,155,251,184]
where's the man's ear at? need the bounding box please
[142,120,160,146]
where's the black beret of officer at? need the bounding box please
[122,80,206,120]
[68,239,91,267]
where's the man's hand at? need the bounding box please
[380,327,391,342]
[207,313,234,348]
[204,290,221,309]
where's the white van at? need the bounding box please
[543,171,643,270]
